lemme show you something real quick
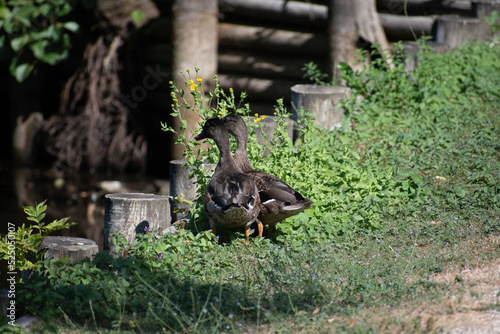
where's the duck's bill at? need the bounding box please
[194,131,206,141]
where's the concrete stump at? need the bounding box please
[104,193,172,254]
[473,1,500,22]
[41,236,98,262]
[434,15,489,49]
[402,41,450,72]
[291,84,351,138]
[170,160,216,221]
[170,160,216,202]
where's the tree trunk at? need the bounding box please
[171,0,218,161]
[329,0,390,81]
[43,0,159,174]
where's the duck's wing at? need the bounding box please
[248,171,311,206]
[207,173,259,211]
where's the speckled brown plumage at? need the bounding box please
[223,114,313,232]
[195,118,262,242]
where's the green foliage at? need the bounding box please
[302,61,332,86]
[0,0,92,82]
[484,10,500,34]
[0,200,75,274]
[12,38,500,333]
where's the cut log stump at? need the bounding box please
[104,193,172,255]
[434,15,489,49]
[170,160,216,202]
[402,41,450,72]
[170,160,216,221]
[291,84,351,139]
[41,236,98,262]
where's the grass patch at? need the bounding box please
[2,38,499,333]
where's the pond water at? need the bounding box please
[0,160,169,251]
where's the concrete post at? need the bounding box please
[104,193,172,255]
[291,84,351,139]
[41,236,99,262]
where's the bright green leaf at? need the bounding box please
[63,21,79,33]
[10,35,29,51]
[12,62,33,83]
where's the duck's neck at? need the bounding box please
[233,131,255,173]
[213,130,243,176]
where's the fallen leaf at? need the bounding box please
[328,317,335,323]
[430,221,442,225]
[435,176,447,180]
[312,307,320,315]
[348,319,359,328]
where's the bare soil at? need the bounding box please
[424,257,500,333]
[373,252,500,333]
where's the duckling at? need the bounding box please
[195,118,263,243]
[223,114,313,233]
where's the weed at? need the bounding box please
[7,37,500,333]
[0,200,75,276]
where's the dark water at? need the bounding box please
[0,160,169,251]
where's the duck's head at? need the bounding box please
[223,114,247,139]
[195,117,226,141]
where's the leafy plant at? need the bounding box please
[9,37,500,333]
[0,0,93,82]
[483,10,500,35]
[302,61,332,86]
[0,200,75,274]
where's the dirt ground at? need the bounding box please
[428,257,500,333]
[387,256,500,333]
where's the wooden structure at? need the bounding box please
[95,0,500,172]
[4,1,498,176]
[134,0,498,161]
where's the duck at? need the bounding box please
[195,117,263,243]
[223,114,313,233]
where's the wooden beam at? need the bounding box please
[218,50,328,80]
[219,23,329,56]
[379,13,434,41]
[377,0,472,16]
[219,0,327,29]
[218,74,299,103]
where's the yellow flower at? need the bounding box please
[188,79,194,85]
[253,118,261,123]
[229,88,233,92]
[186,68,190,73]
[190,84,196,91]
[262,115,266,120]
[173,98,178,102]
[197,78,202,82]
[254,113,258,117]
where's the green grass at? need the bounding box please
[2,39,500,333]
